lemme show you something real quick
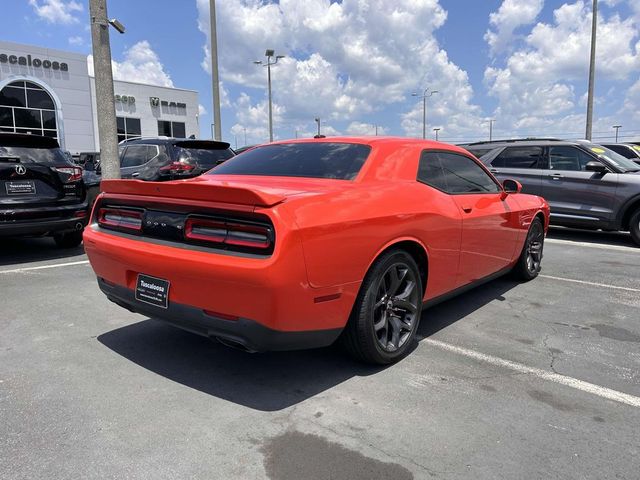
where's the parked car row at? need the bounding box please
[1,133,235,248]
[459,138,640,245]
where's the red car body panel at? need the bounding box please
[84,137,549,351]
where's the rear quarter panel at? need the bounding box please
[280,181,463,300]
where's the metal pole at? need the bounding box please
[267,57,273,142]
[613,125,621,142]
[489,119,495,141]
[422,96,426,139]
[243,127,247,145]
[434,128,440,141]
[89,0,120,179]
[209,0,222,141]
[585,0,598,141]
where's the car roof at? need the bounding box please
[0,133,60,149]
[121,137,231,149]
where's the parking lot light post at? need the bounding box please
[488,119,496,141]
[89,0,125,180]
[254,50,284,142]
[209,0,222,141]
[412,88,438,139]
[613,125,622,143]
[314,117,321,137]
[585,0,598,141]
[434,128,441,141]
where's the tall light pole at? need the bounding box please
[314,117,321,137]
[433,127,441,141]
[488,119,496,141]
[254,50,284,142]
[209,0,222,141]
[613,125,622,142]
[585,0,598,141]
[412,88,438,139]
[89,0,124,180]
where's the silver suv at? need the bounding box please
[460,139,640,245]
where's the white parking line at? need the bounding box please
[546,237,638,253]
[424,338,640,408]
[540,274,640,293]
[0,260,90,275]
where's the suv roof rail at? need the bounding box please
[119,136,172,144]
[465,138,562,146]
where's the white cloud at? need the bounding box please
[485,0,544,56]
[484,1,640,137]
[88,41,174,87]
[68,35,83,46]
[198,104,207,116]
[346,121,386,136]
[29,0,83,25]
[196,0,484,139]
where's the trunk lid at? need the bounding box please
[101,175,350,207]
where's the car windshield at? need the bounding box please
[589,145,640,172]
[209,142,372,180]
[0,146,69,165]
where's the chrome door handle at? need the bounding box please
[490,168,500,174]
[550,173,562,180]
[131,172,140,177]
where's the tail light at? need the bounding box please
[185,216,273,252]
[159,162,195,174]
[98,207,143,232]
[54,166,83,183]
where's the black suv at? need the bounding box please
[0,133,88,247]
[117,137,234,180]
[460,139,640,245]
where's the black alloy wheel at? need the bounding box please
[513,218,544,281]
[341,249,423,364]
[372,263,421,352]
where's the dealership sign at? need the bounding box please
[0,52,69,71]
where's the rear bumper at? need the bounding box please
[98,277,342,352]
[84,226,360,345]
[0,209,88,237]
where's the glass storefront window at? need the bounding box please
[0,80,57,139]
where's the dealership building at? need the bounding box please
[0,40,200,154]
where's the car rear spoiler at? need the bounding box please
[100,179,286,207]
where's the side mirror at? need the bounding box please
[585,161,607,174]
[503,179,522,194]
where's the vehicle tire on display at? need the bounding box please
[341,249,423,365]
[512,218,544,281]
[53,230,84,248]
[629,209,640,246]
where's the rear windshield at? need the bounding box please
[176,146,234,167]
[209,142,371,180]
[0,146,69,165]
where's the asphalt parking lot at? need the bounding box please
[1,228,639,480]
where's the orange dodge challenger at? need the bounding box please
[84,137,549,364]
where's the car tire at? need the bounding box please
[630,209,640,246]
[512,218,544,281]
[341,249,423,365]
[53,230,84,248]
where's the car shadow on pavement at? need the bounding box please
[0,237,85,266]
[98,277,519,412]
[547,226,636,248]
[98,320,384,411]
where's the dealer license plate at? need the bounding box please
[135,274,170,309]
[5,180,36,195]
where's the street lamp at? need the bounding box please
[254,49,285,142]
[314,117,321,137]
[613,125,622,143]
[433,127,441,141]
[487,119,496,141]
[412,88,438,139]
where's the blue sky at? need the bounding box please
[4,0,640,145]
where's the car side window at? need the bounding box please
[491,147,543,168]
[417,151,447,190]
[121,145,158,168]
[418,151,501,194]
[548,146,596,171]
